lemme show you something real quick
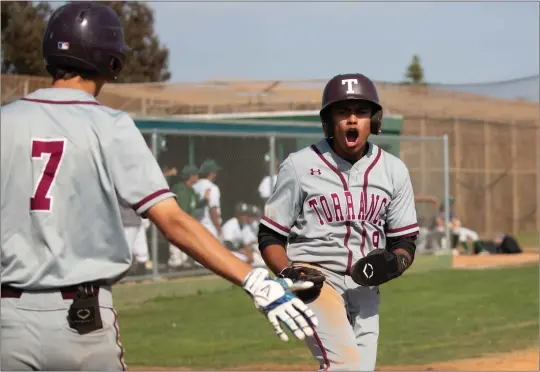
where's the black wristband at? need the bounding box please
[258,224,287,252]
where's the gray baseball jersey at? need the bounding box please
[261,139,419,274]
[120,205,143,227]
[0,88,175,289]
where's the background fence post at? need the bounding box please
[188,136,195,165]
[150,130,160,281]
[443,134,451,252]
[484,121,492,237]
[511,120,519,235]
[269,135,276,183]
[420,116,427,195]
[23,79,29,96]
[537,120,540,250]
[452,118,461,225]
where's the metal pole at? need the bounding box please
[537,122,540,250]
[188,136,195,166]
[141,97,147,116]
[150,130,160,281]
[443,135,451,253]
[269,135,276,182]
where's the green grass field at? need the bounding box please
[114,264,538,369]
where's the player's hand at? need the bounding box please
[350,249,410,287]
[243,268,318,342]
[278,265,326,304]
[204,189,211,200]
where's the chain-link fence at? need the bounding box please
[123,130,450,282]
[402,116,539,238]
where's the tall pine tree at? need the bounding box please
[1,1,52,75]
[102,1,171,83]
[1,1,171,83]
[405,54,425,84]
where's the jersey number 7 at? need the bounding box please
[30,139,66,212]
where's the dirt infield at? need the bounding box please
[130,348,539,371]
[381,348,539,371]
[231,349,539,371]
[452,252,539,269]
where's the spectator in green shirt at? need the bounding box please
[167,164,209,269]
[172,165,210,216]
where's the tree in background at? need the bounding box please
[404,54,425,84]
[1,1,171,83]
[102,1,171,83]
[1,1,52,75]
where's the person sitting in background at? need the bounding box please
[248,204,262,236]
[478,233,523,255]
[168,164,209,270]
[493,234,522,254]
[257,153,279,205]
[222,202,266,267]
[434,196,486,255]
[193,159,223,241]
[245,205,266,267]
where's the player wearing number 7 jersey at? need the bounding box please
[258,73,420,371]
[0,3,317,371]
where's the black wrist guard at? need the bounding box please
[350,249,411,287]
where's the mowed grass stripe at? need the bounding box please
[115,264,538,369]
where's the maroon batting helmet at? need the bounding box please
[319,73,383,137]
[42,2,130,81]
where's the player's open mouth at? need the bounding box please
[345,129,359,145]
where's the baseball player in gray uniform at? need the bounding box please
[0,3,317,371]
[258,73,420,371]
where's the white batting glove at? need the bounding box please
[242,268,318,342]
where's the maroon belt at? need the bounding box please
[1,284,100,300]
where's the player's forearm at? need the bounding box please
[393,248,412,270]
[148,202,251,285]
[393,248,411,260]
[387,236,416,274]
[168,220,250,284]
[261,244,290,275]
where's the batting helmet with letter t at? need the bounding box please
[319,73,383,137]
[42,2,130,81]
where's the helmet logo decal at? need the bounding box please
[341,78,359,94]
[57,42,70,50]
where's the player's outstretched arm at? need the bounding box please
[145,198,318,341]
[147,199,250,284]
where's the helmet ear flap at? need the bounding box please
[370,109,383,135]
[320,110,333,138]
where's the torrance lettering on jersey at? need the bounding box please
[308,191,388,226]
